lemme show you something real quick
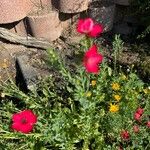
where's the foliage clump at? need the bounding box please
[0,18,150,150]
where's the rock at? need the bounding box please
[0,0,33,23]
[123,16,139,25]
[113,23,132,35]
[89,0,116,32]
[16,55,38,91]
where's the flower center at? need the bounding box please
[21,118,28,124]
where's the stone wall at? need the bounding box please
[0,0,136,43]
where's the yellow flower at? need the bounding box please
[1,63,8,69]
[113,94,121,102]
[143,88,150,94]
[86,91,92,97]
[109,103,119,112]
[112,83,120,91]
[0,59,9,69]
[91,80,96,86]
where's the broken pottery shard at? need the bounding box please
[16,55,37,91]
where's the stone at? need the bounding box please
[123,16,139,25]
[16,55,38,91]
[52,0,89,13]
[113,23,132,35]
[0,0,33,23]
[89,0,116,32]
[26,9,63,42]
[114,0,129,6]
[0,20,27,37]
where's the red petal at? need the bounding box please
[83,45,103,74]
[11,122,22,131]
[88,24,103,37]
[84,45,103,63]
[134,113,141,121]
[21,110,37,124]
[12,110,37,124]
[136,108,144,115]
[85,62,99,73]
[12,123,33,134]
[84,55,103,74]
[12,113,22,122]
[77,18,94,34]
[84,44,98,58]
[77,19,84,33]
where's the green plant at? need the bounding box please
[131,0,150,38]
[0,18,150,149]
[112,35,124,73]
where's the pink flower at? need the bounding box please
[133,125,139,133]
[121,130,130,140]
[11,110,37,134]
[136,107,144,115]
[83,44,103,74]
[146,121,150,128]
[77,18,103,37]
[134,112,141,121]
[134,107,144,121]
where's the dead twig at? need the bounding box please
[0,27,53,49]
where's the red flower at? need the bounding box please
[134,107,144,121]
[133,125,139,133]
[121,130,130,140]
[134,112,141,121]
[136,107,144,115]
[83,44,103,74]
[146,121,150,128]
[77,18,103,37]
[88,24,103,37]
[11,110,37,134]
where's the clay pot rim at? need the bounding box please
[27,10,58,18]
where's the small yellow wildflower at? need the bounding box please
[91,80,96,86]
[112,83,120,91]
[1,62,8,69]
[109,103,119,112]
[143,88,150,94]
[86,91,92,97]
[0,59,9,69]
[113,94,121,102]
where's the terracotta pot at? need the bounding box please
[32,0,51,6]
[0,0,33,24]
[114,0,129,6]
[26,8,63,42]
[89,0,116,32]
[0,20,27,36]
[31,0,52,11]
[52,0,89,13]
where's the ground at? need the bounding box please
[0,42,39,82]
